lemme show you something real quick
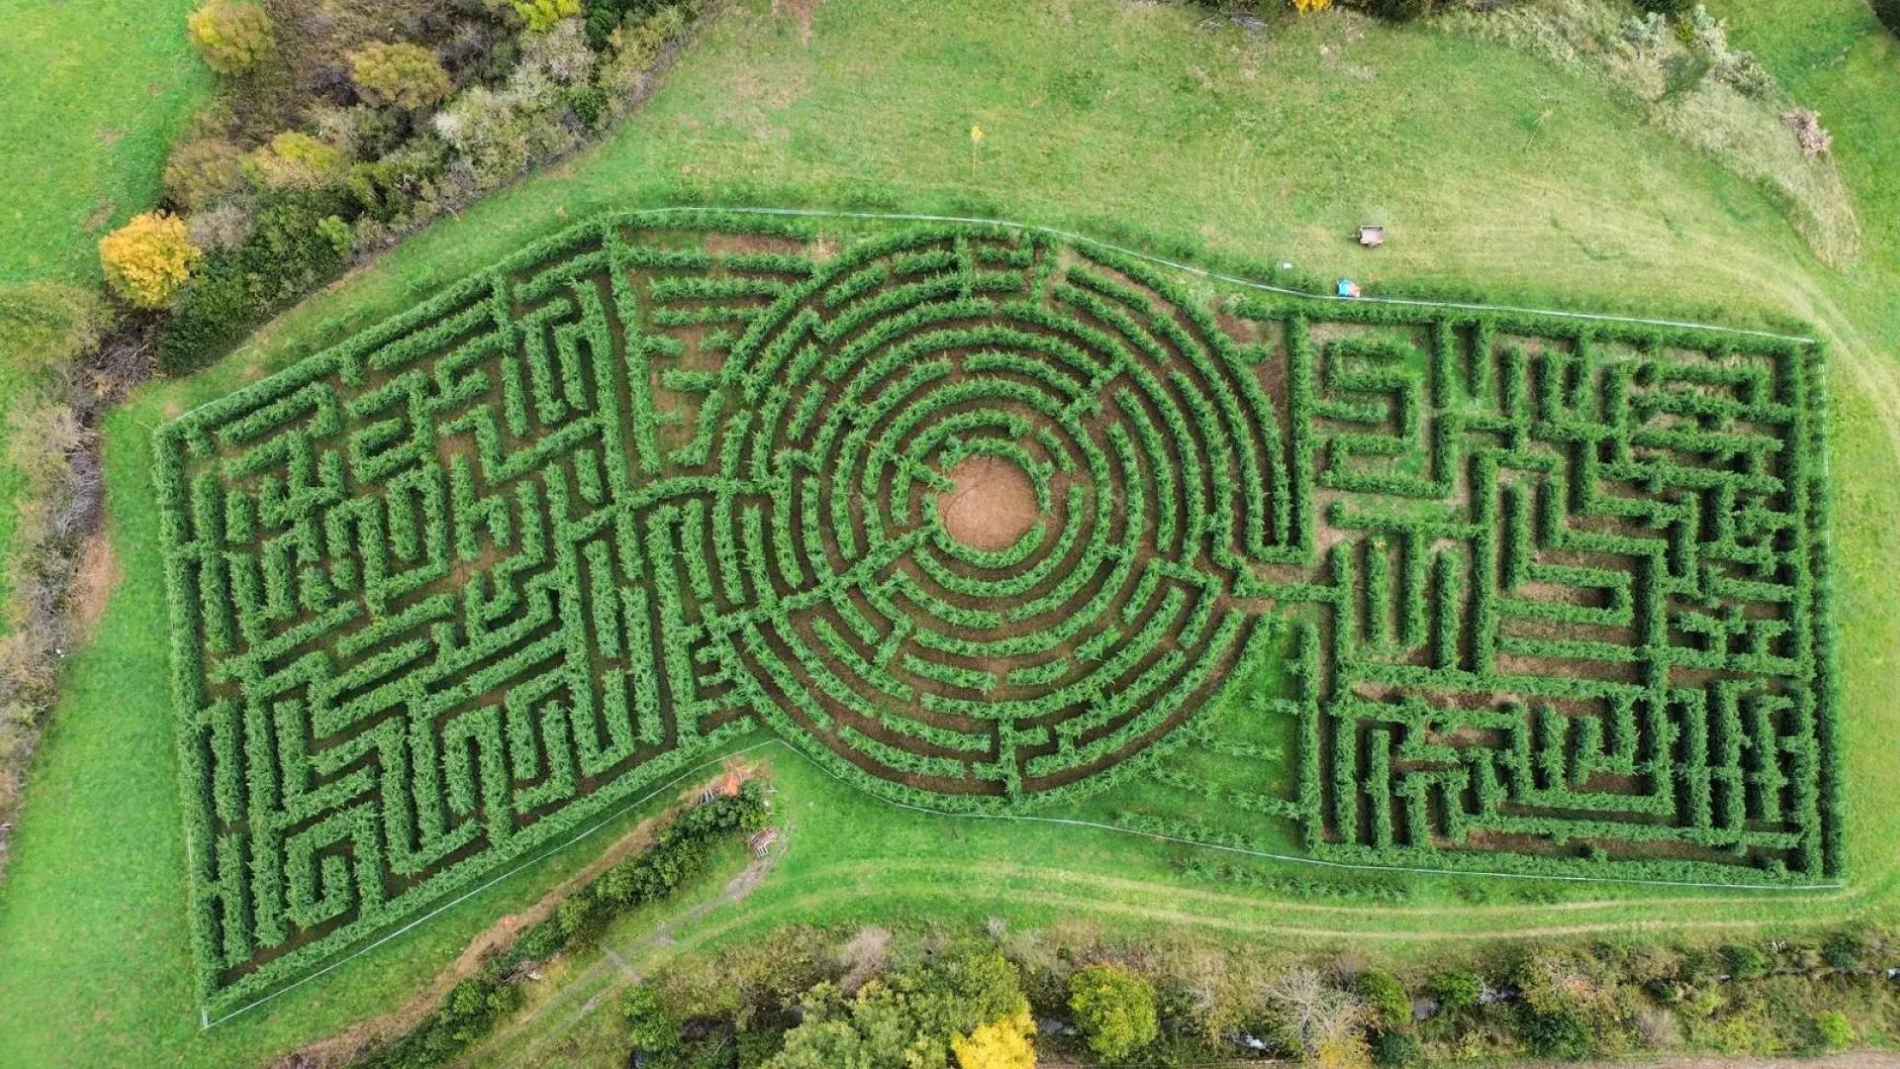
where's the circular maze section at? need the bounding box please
[700,229,1284,804]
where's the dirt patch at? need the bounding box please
[937,455,1039,552]
[771,0,823,45]
[705,232,808,258]
[70,533,121,644]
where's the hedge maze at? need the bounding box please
[157,211,1841,1008]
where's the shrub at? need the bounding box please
[0,283,109,377]
[1634,0,1690,13]
[1428,970,1483,1013]
[1372,1029,1420,1067]
[1357,970,1410,1030]
[1823,931,1866,971]
[163,138,248,210]
[244,131,347,190]
[519,17,597,84]
[1518,1007,1593,1060]
[1812,1010,1854,1052]
[621,984,681,1055]
[186,1,274,75]
[187,197,257,252]
[1721,944,1770,981]
[1069,965,1159,1062]
[99,212,201,309]
[350,42,455,111]
[512,0,582,32]
[951,1007,1036,1069]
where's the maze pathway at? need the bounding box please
[155,213,1840,1009]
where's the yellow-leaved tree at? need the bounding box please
[1292,0,1334,12]
[953,1007,1036,1069]
[99,213,202,309]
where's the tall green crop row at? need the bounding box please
[154,210,1840,1013]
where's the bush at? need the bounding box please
[1823,931,1866,971]
[951,1008,1036,1069]
[1518,1008,1593,1060]
[187,198,258,252]
[512,0,582,32]
[1634,0,1690,13]
[1428,970,1483,1013]
[186,1,274,75]
[584,0,666,47]
[244,131,347,191]
[621,984,681,1055]
[1812,1010,1854,1052]
[99,212,201,309]
[159,189,350,373]
[1372,1029,1420,1067]
[0,283,109,377]
[164,138,248,210]
[1721,944,1769,981]
[350,42,455,111]
[1069,965,1159,1062]
[1357,970,1410,1030]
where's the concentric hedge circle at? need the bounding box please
[704,231,1278,803]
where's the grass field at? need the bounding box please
[0,0,208,283]
[4,1,1900,1066]
[0,0,207,614]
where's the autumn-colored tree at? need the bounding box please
[100,213,202,309]
[954,1008,1036,1069]
[187,1,274,75]
[1291,0,1334,12]
[349,42,454,111]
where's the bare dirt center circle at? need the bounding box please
[937,455,1041,552]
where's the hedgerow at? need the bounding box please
[155,211,1840,1014]
[354,781,766,1069]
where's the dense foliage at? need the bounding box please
[352,781,767,1069]
[616,924,1900,1069]
[764,947,1031,1069]
[186,1,274,75]
[1068,965,1160,1062]
[349,42,455,112]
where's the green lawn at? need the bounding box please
[5,1,1900,1066]
[0,0,207,614]
[0,0,208,283]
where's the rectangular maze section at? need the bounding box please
[1233,309,1842,885]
